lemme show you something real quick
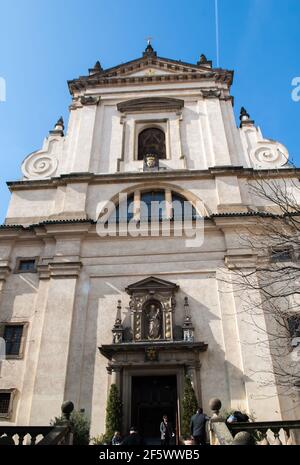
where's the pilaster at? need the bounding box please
[29,260,82,424]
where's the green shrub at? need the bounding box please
[51,409,90,445]
[104,384,123,443]
[91,433,111,445]
[181,376,198,439]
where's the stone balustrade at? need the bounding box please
[208,397,300,445]
[0,401,74,445]
[228,420,300,445]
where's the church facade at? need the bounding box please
[0,43,299,439]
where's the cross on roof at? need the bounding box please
[146,35,153,46]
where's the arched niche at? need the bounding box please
[126,276,178,343]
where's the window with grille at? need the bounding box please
[17,259,36,272]
[0,393,11,416]
[3,325,23,356]
[138,128,166,160]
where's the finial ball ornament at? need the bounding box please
[61,400,74,416]
[232,431,256,445]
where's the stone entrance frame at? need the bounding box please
[99,341,208,436]
[99,276,208,436]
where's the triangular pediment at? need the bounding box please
[100,56,209,80]
[68,50,233,94]
[126,276,179,294]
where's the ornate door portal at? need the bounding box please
[99,276,208,439]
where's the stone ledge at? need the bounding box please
[99,341,208,361]
[225,253,258,269]
[0,265,11,281]
[38,261,82,279]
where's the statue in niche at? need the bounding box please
[147,303,161,339]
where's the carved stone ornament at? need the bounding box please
[143,153,159,171]
[22,152,58,179]
[80,95,100,106]
[125,276,179,342]
[250,142,288,168]
[112,300,124,344]
[201,89,221,99]
[145,347,158,362]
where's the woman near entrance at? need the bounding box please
[160,415,175,446]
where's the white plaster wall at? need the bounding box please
[6,190,56,224]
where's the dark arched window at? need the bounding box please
[138,128,166,160]
[112,190,198,224]
[172,192,197,220]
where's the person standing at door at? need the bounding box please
[160,415,175,446]
[190,407,209,445]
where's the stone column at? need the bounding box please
[29,261,82,424]
[186,365,199,401]
[111,366,121,389]
[205,98,232,166]
[133,190,141,221]
[0,265,10,297]
[71,103,99,173]
[0,238,14,301]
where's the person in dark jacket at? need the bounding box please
[160,415,175,446]
[190,407,209,445]
[121,426,142,445]
[227,411,249,424]
[111,431,122,445]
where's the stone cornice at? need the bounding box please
[67,54,233,95]
[68,69,233,94]
[224,253,258,269]
[7,166,300,191]
[94,54,212,76]
[2,212,298,236]
[117,97,184,113]
[38,261,82,279]
[99,341,208,361]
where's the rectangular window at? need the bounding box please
[18,259,36,272]
[287,315,300,338]
[3,325,23,356]
[0,392,12,417]
[271,249,292,262]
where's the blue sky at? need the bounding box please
[0,0,299,222]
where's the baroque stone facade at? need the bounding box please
[0,44,299,438]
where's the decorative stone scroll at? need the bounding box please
[21,118,64,180]
[22,152,58,179]
[250,143,288,169]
